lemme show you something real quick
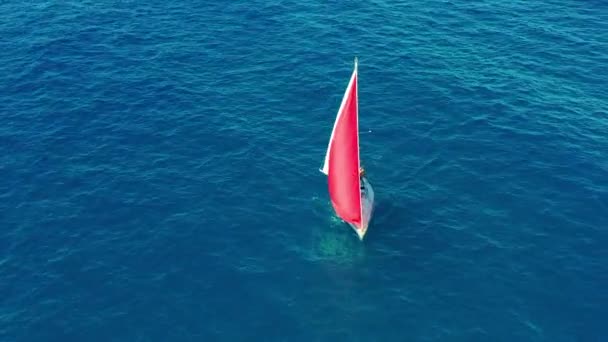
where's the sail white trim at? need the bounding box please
[320,62,358,175]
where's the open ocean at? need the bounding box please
[1,0,607,341]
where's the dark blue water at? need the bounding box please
[2,0,607,341]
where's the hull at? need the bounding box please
[349,176,375,240]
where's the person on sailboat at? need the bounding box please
[359,166,366,191]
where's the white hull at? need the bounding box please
[349,176,375,240]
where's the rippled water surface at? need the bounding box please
[1,0,607,341]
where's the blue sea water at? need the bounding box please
[1,0,608,340]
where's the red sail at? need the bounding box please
[327,70,362,227]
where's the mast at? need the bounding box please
[354,57,363,230]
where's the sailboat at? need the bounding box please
[320,57,375,240]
